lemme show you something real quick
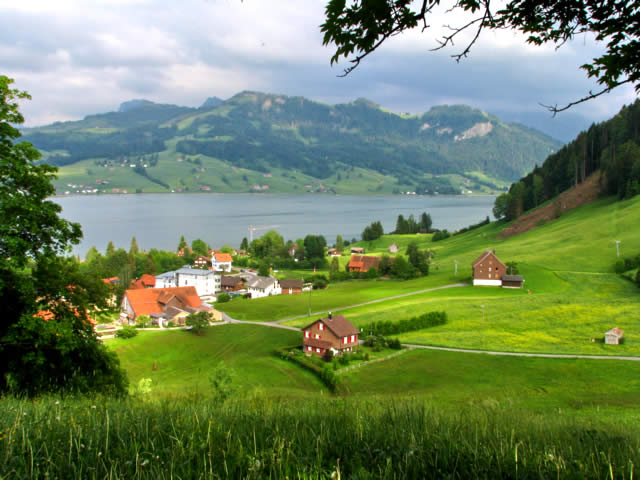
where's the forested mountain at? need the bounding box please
[494,100,640,220]
[23,92,562,195]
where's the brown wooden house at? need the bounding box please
[351,247,365,254]
[221,275,244,292]
[348,255,382,273]
[471,249,507,286]
[193,255,211,268]
[302,313,359,356]
[280,279,303,295]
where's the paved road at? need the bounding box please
[274,282,470,324]
[221,312,301,331]
[403,343,640,361]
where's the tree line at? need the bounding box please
[493,100,640,221]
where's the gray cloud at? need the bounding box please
[2,1,636,131]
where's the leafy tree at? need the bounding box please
[378,255,393,276]
[85,246,101,263]
[362,220,384,241]
[395,214,407,234]
[240,237,249,251]
[129,236,139,255]
[406,242,430,276]
[321,0,640,111]
[250,230,285,258]
[390,255,414,279]
[0,76,127,395]
[106,240,116,257]
[191,238,209,256]
[258,262,271,277]
[186,311,210,335]
[335,235,344,251]
[304,234,327,260]
[216,293,231,303]
[493,193,510,220]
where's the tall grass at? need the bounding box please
[2,396,638,478]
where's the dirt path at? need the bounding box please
[273,283,470,324]
[403,344,640,361]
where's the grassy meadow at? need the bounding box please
[218,195,640,355]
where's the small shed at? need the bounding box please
[351,247,365,254]
[388,243,399,254]
[501,274,524,289]
[605,327,624,345]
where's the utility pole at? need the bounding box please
[454,260,458,276]
[615,240,621,258]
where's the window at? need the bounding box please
[488,267,492,272]
[319,323,324,331]
[351,335,356,342]
[488,273,492,278]
[305,331,310,338]
[316,348,321,353]
[314,334,320,339]
[307,346,312,352]
[343,337,348,344]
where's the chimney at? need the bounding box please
[492,248,496,254]
[328,311,332,320]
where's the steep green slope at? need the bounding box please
[23,92,561,195]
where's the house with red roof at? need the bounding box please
[120,286,212,325]
[302,313,359,357]
[212,251,233,272]
[348,255,383,273]
[129,274,156,290]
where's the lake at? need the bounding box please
[53,193,496,256]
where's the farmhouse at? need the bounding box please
[302,313,359,356]
[120,286,212,325]
[605,327,624,345]
[472,249,507,286]
[348,255,382,273]
[280,278,303,295]
[351,247,365,254]
[501,274,525,289]
[389,243,399,254]
[155,267,221,297]
[221,275,244,292]
[212,252,233,272]
[193,255,210,268]
[246,276,281,298]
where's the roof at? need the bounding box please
[606,327,624,337]
[124,286,203,318]
[102,277,119,285]
[130,274,156,289]
[348,255,382,271]
[351,247,365,253]
[502,275,524,282]
[303,314,359,338]
[194,255,210,262]
[221,275,244,287]
[304,337,332,349]
[214,252,233,263]
[472,249,505,268]
[247,276,277,289]
[280,279,303,289]
[156,271,175,279]
[175,267,215,277]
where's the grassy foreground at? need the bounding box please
[2,396,639,479]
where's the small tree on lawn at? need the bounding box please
[210,361,236,405]
[186,311,210,335]
[329,257,340,275]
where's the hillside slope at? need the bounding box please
[23,92,562,195]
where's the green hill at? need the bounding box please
[22,92,562,195]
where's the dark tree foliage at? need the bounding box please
[495,100,640,220]
[0,76,127,395]
[303,235,328,261]
[406,242,430,276]
[395,212,431,234]
[362,220,384,241]
[322,0,640,112]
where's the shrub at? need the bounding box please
[116,326,138,339]
[369,311,447,336]
[432,230,451,242]
[217,293,231,303]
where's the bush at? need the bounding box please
[432,230,451,242]
[116,326,138,339]
[217,293,231,303]
[368,311,447,336]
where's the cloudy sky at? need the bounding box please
[2,0,637,137]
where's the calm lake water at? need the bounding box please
[53,193,496,257]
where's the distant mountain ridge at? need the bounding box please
[23,91,562,195]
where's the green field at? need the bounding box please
[214,195,640,355]
[109,325,323,398]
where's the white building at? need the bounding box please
[212,252,233,272]
[246,276,281,299]
[155,267,221,297]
